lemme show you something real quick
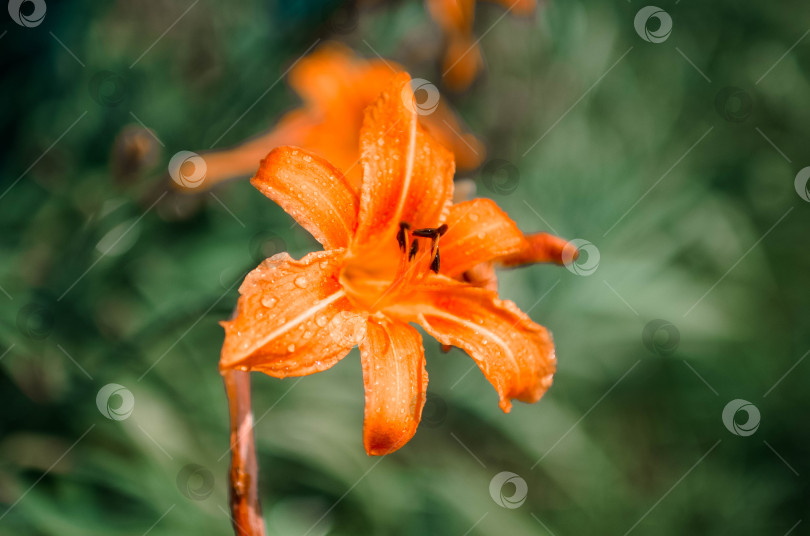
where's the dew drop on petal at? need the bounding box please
[469,213,479,222]
[294,276,308,288]
[262,296,278,308]
[316,315,328,327]
[287,343,296,353]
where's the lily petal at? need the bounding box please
[355,73,455,244]
[360,318,428,455]
[393,276,555,412]
[252,147,359,249]
[289,42,396,120]
[487,0,537,17]
[421,102,486,170]
[220,250,367,377]
[499,232,579,267]
[171,112,316,193]
[440,198,527,277]
[442,34,484,92]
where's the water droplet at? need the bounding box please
[320,261,330,270]
[316,315,328,327]
[262,296,277,308]
[294,276,307,288]
[287,343,296,353]
[303,331,312,339]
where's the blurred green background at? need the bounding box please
[1,0,808,534]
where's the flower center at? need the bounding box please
[339,222,447,313]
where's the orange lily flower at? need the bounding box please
[426,0,537,91]
[185,43,484,192]
[220,72,565,457]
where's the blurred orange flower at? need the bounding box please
[185,43,484,192]
[426,0,537,91]
[220,73,568,455]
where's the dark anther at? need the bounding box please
[412,227,441,238]
[430,247,440,273]
[437,223,448,236]
[397,222,409,252]
[408,239,419,261]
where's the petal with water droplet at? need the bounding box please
[220,249,366,377]
[389,275,555,412]
[360,318,427,456]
